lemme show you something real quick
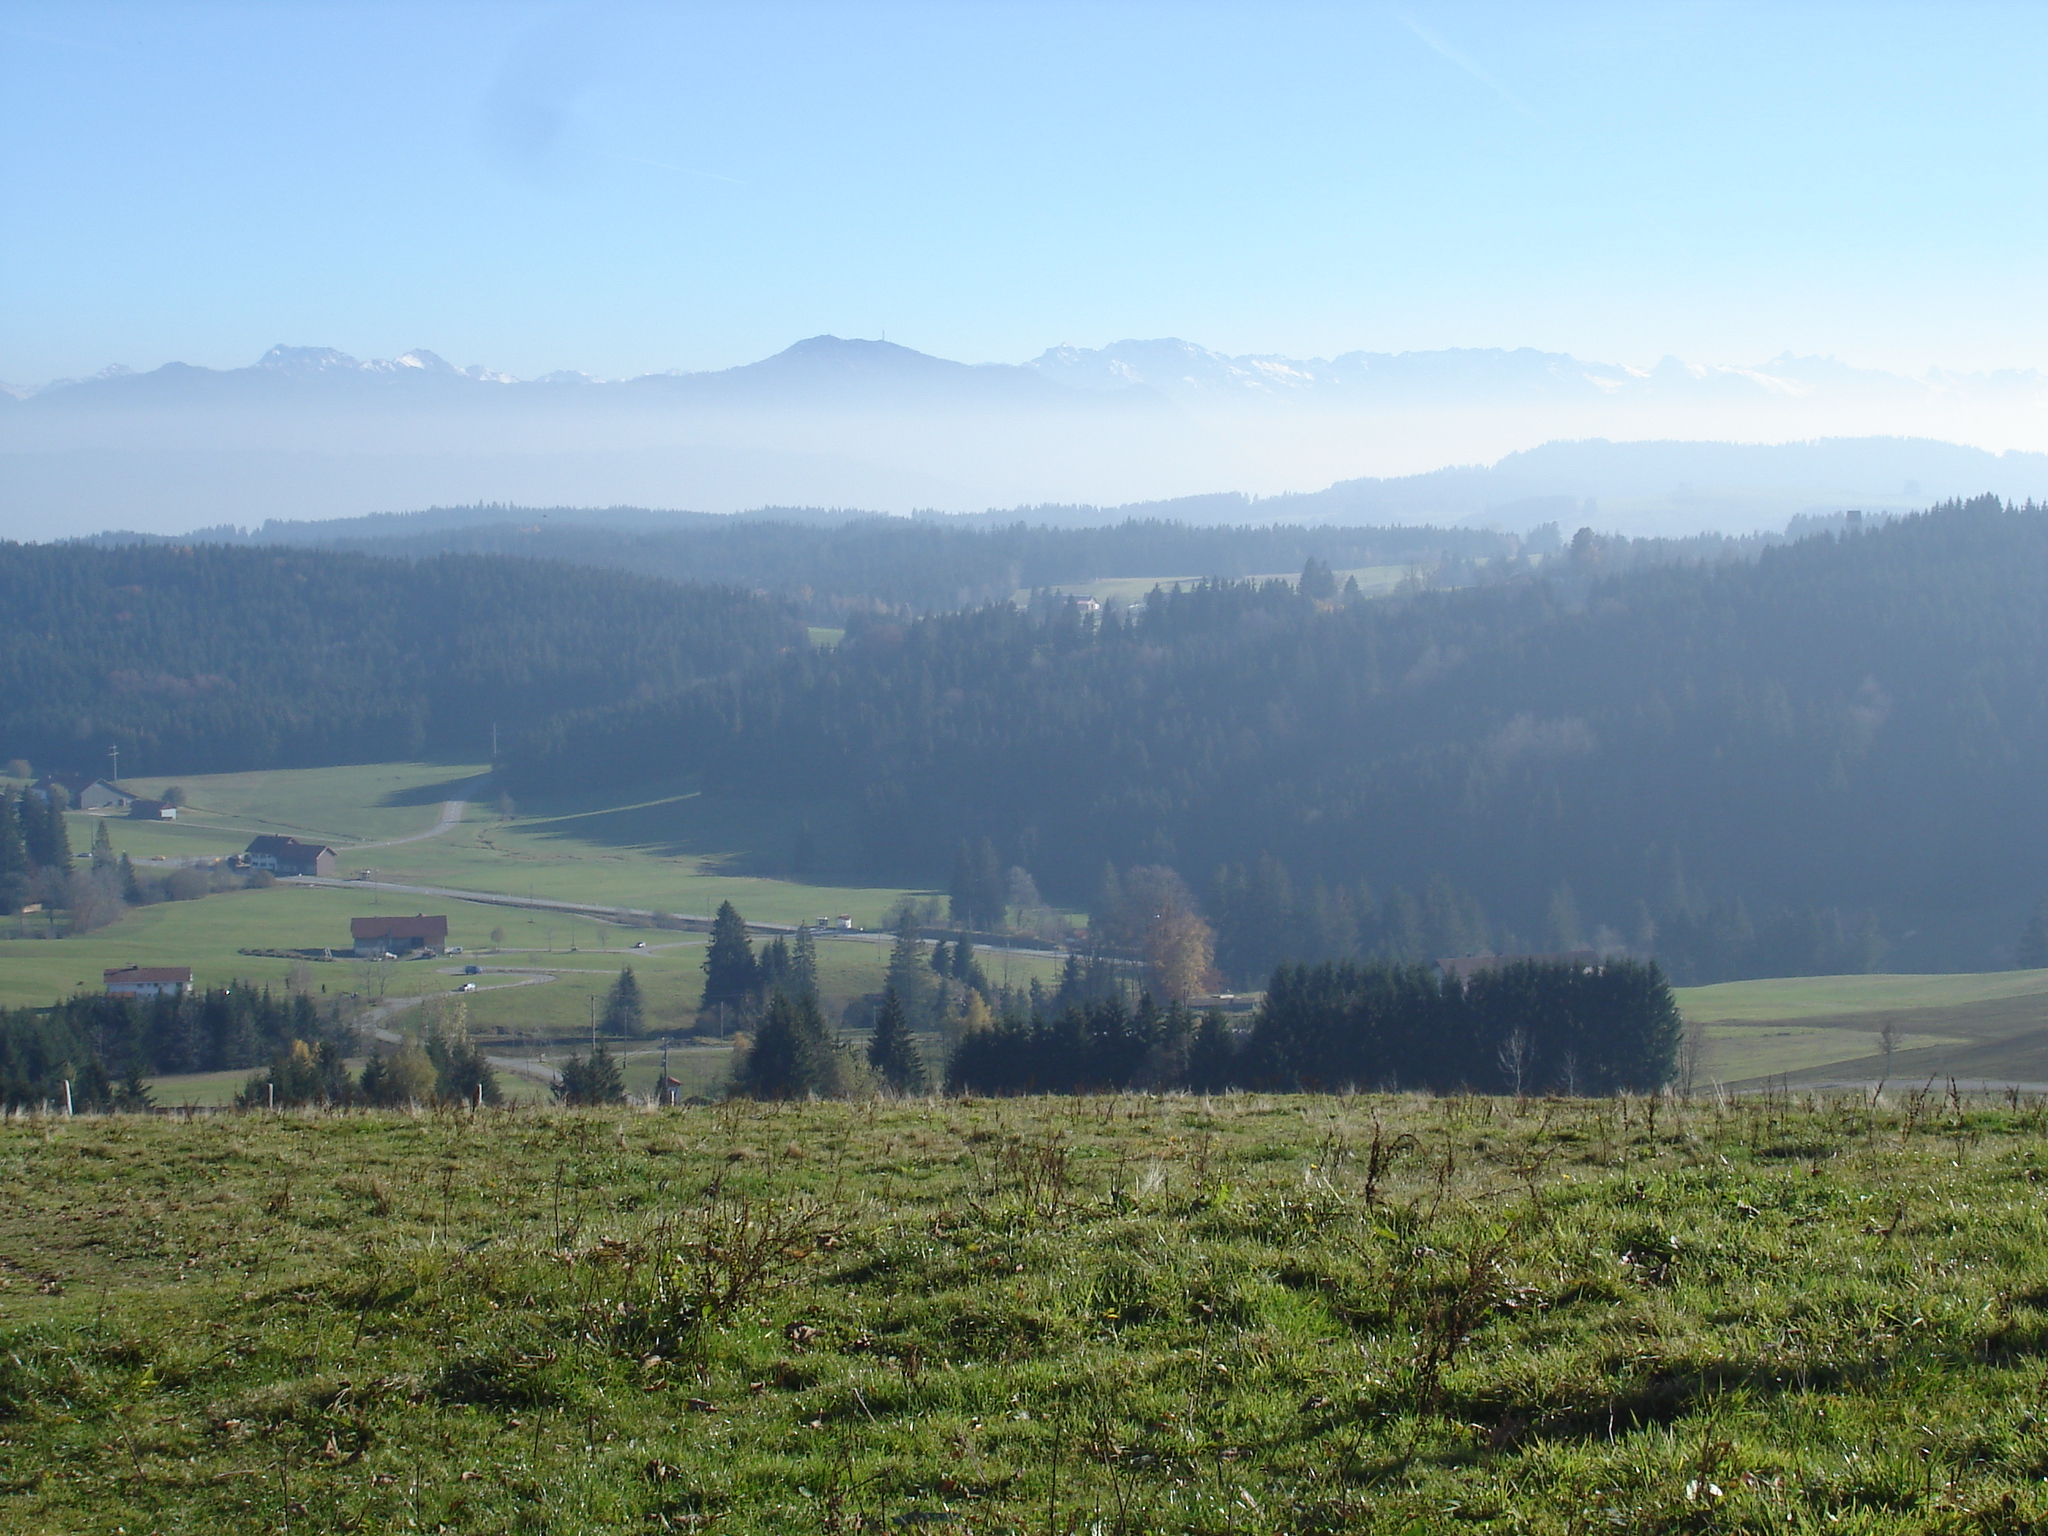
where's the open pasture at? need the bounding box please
[7,1089,2048,1532]
[94,761,929,929]
[1678,970,2048,1089]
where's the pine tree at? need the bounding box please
[584,1040,625,1102]
[116,1059,153,1111]
[790,924,819,1004]
[947,838,1005,930]
[758,937,793,996]
[119,853,143,905]
[700,901,759,1016]
[867,986,928,1094]
[734,990,847,1100]
[603,966,646,1036]
[0,792,26,912]
[20,790,57,869]
[43,789,71,867]
[425,1005,502,1104]
[1188,1009,1237,1092]
[952,936,989,994]
[556,1040,625,1104]
[1299,556,1338,601]
[0,792,22,878]
[90,818,114,871]
[884,907,935,1028]
[971,838,1003,930]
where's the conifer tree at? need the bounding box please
[884,907,935,1028]
[585,1039,625,1102]
[603,966,646,1037]
[425,1005,503,1105]
[758,937,793,996]
[1188,1009,1237,1092]
[21,790,60,869]
[790,924,819,1004]
[867,986,928,1094]
[951,936,989,994]
[0,792,21,878]
[0,793,26,912]
[734,990,848,1099]
[1298,556,1338,601]
[555,1039,625,1104]
[90,818,114,871]
[700,901,759,1016]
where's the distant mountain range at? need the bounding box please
[14,334,2047,410]
[8,335,2048,537]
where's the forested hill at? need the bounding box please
[0,544,801,776]
[507,497,2048,976]
[98,514,1521,620]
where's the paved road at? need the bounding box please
[347,777,490,851]
[360,967,565,1086]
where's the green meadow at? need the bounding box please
[97,761,927,928]
[11,1090,2048,1532]
[1676,970,2048,1089]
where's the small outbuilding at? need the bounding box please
[104,965,194,999]
[245,835,337,877]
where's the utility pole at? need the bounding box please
[108,745,119,783]
[589,995,597,1051]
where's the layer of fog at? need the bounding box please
[10,337,2048,538]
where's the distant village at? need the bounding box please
[38,774,453,996]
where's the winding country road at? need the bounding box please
[346,776,490,851]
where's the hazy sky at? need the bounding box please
[5,1,2047,385]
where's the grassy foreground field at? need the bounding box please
[9,1090,2048,1532]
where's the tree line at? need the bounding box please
[153,511,1524,623]
[0,983,513,1113]
[699,898,1678,1100]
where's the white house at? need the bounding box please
[104,965,194,999]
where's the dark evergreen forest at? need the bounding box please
[508,498,2048,977]
[0,543,802,775]
[945,958,1679,1098]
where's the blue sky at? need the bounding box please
[4,1,2045,383]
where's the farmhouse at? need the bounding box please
[244,835,337,877]
[351,914,450,956]
[77,780,135,812]
[104,965,193,999]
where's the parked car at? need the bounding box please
[634,940,649,949]
[448,945,464,955]
[463,964,482,975]
[456,982,478,992]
